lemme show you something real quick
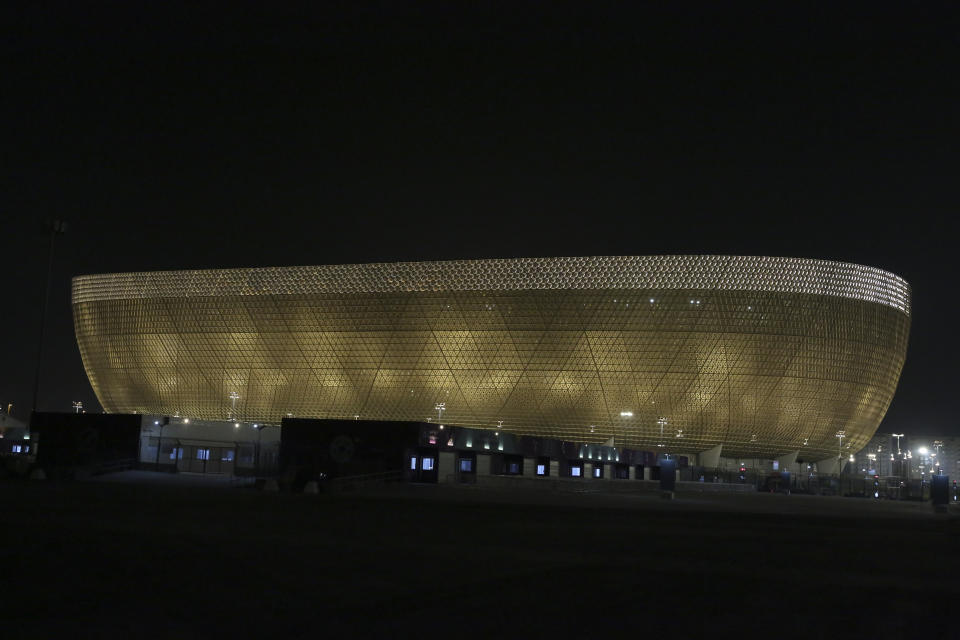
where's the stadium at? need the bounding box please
[72,256,910,464]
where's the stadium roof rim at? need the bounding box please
[72,255,911,315]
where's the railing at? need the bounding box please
[95,457,139,475]
[449,474,759,494]
[326,469,405,492]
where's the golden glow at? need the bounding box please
[72,256,910,458]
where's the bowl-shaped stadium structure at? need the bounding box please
[72,256,910,459]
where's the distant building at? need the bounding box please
[0,411,27,437]
[853,433,959,480]
[14,412,280,478]
[72,255,910,468]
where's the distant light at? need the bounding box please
[919,447,929,455]
[183,418,189,424]
[439,425,444,430]
[253,423,258,428]
[154,420,159,425]
[619,411,633,417]
[649,298,655,303]
[234,423,240,428]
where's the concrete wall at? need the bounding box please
[476,453,491,477]
[523,457,536,477]
[439,451,456,483]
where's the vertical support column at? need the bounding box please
[699,444,723,469]
[817,457,840,475]
[777,450,799,471]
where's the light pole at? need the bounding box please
[256,423,278,475]
[31,219,68,415]
[836,430,846,494]
[657,417,667,449]
[891,434,905,481]
[435,402,445,421]
[892,433,904,455]
[228,391,240,420]
[616,411,633,446]
[72,401,83,414]
[154,419,166,468]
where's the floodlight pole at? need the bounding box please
[228,391,240,420]
[836,430,846,493]
[31,220,67,415]
[256,424,278,476]
[155,421,166,468]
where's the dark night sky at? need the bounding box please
[2,2,957,434]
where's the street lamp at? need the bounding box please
[892,433,904,455]
[154,419,168,468]
[228,391,240,420]
[836,430,846,493]
[31,219,68,415]
[657,417,667,449]
[72,401,83,414]
[435,402,445,421]
[256,423,278,475]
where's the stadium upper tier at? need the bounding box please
[72,256,910,459]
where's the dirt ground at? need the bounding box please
[2,475,956,638]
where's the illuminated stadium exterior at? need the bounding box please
[72,256,910,460]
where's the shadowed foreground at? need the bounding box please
[2,478,955,637]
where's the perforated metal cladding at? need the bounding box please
[73,255,910,314]
[72,257,910,459]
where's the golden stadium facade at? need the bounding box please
[72,256,910,459]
